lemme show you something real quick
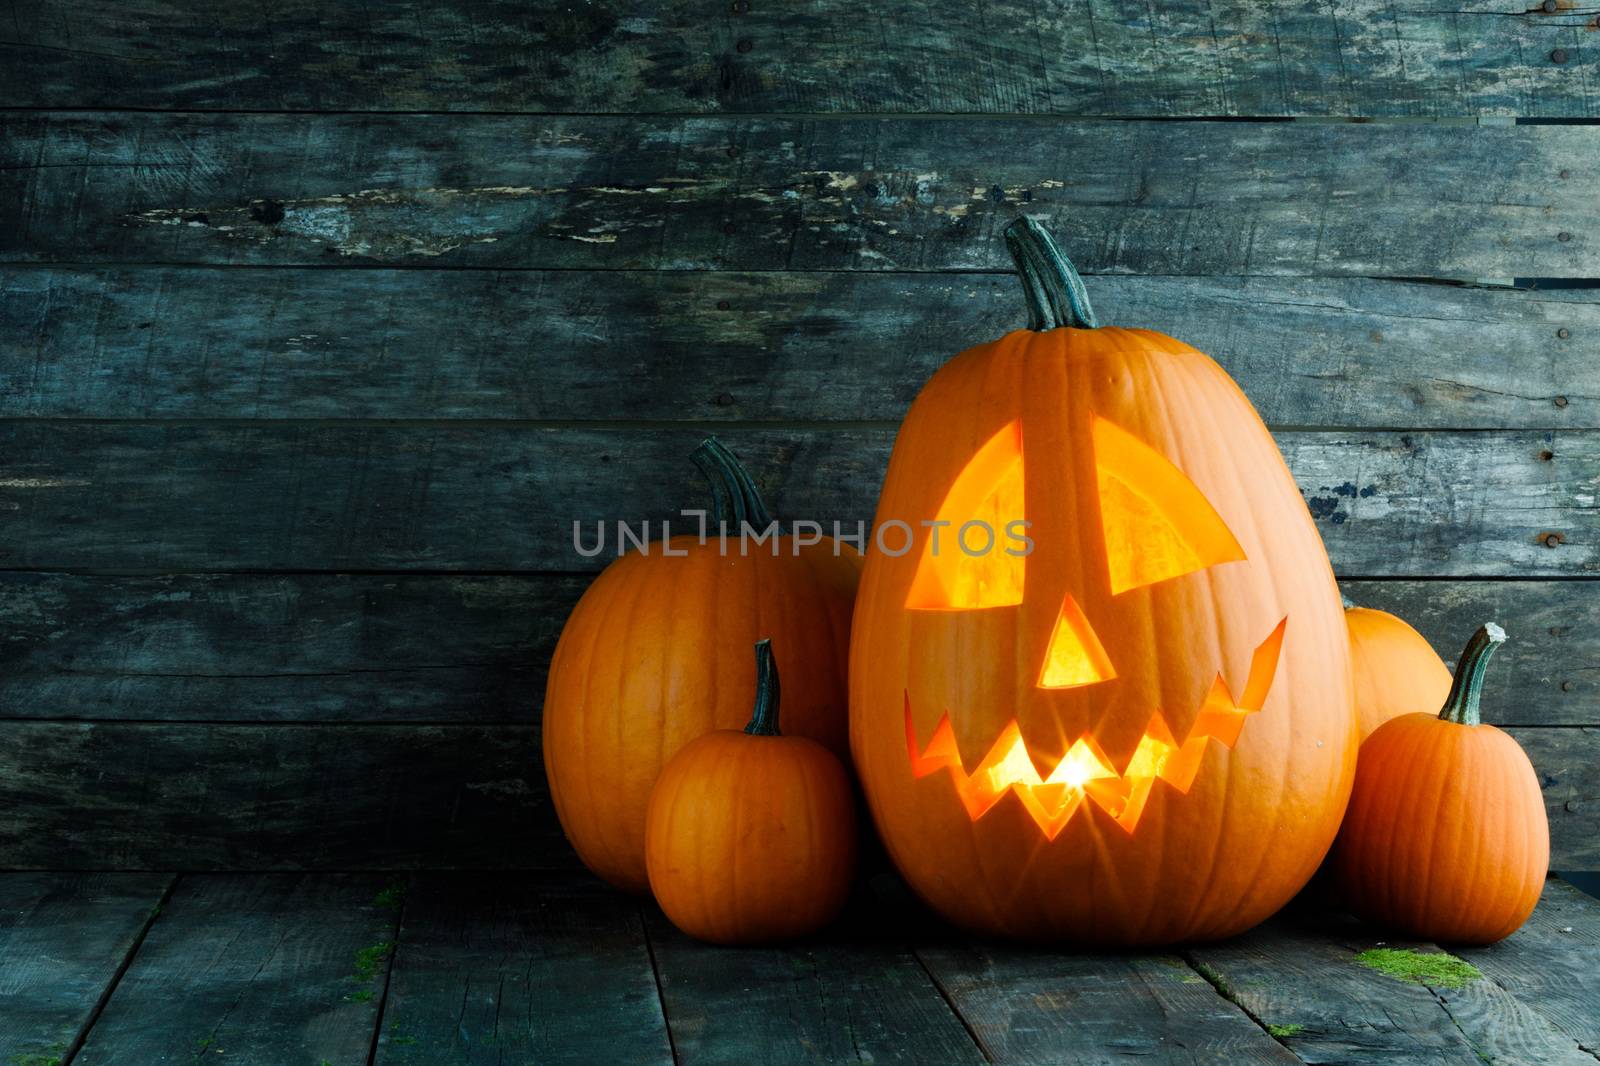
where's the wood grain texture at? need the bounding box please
[3,0,1598,117]
[3,267,1592,427]
[1456,879,1600,1051]
[3,573,1596,727]
[1186,904,1595,1065]
[645,904,984,1065]
[375,874,673,1065]
[1514,727,1600,868]
[0,423,1591,576]
[74,874,398,1066]
[0,872,171,1066]
[915,941,1296,1063]
[5,114,1598,277]
[0,723,562,870]
[0,571,580,724]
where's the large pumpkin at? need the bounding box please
[544,439,860,894]
[849,219,1357,944]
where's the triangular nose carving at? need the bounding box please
[1038,594,1115,689]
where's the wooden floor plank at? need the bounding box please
[0,423,1593,578]
[645,895,984,1065]
[373,874,672,1065]
[1186,902,1595,1065]
[1455,879,1600,1052]
[3,267,1591,429]
[0,573,1594,729]
[6,114,1599,278]
[915,939,1295,1064]
[0,872,171,1066]
[4,0,1599,118]
[74,874,400,1066]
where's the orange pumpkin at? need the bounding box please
[544,439,859,894]
[646,639,858,944]
[849,218,1356,944]
[1345,600,1452,741]
[1334,624,1548,943]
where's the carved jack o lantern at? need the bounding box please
[849,220,1357,945]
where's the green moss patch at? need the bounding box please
[1266,1023,1305,1038]
[1355,948,1482,989]
[374,882,407,911]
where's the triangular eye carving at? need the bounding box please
[1093,416,1246,595]
[1038,594,1116,689]
[906,421,1025,610]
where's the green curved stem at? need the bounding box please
[743,639,782,737]
[691,437,777,530]
[1002,216,1099,331]
[1439,623,1506,726]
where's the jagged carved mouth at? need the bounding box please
[904,618,1287,839]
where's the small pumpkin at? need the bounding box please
[1333,624,1548,943]
[544,439,860,894]
[1344,599,1452,741]
[646,639,858,944]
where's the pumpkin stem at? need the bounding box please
[1438,623,1506,726]
[691,437,777,531]
[744,638,782,737]
[1003,216,1099,331]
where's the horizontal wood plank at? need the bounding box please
[3,0,1598,117]
[375,874,673,1065]
[2,267,1592,427]
[75,874,398,1066]
[0,723,565,870]
[0,571,578,724]
[0,872,171,1066]
[5,114,1597,277]
[1455,879,1600,1051]
[1186,903,1595,1065]
[3,573,1595,726]
[0,721,1588,870]
[0,424,1591,576]
[1513,727,1600,869]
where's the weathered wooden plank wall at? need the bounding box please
[0,1,1595,871]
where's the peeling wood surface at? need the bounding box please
[2,573,1595,727]
[0,872,172,1066]
[1186,898,1598,1064]
[4,0,1600,117]
[6,114,1599,277]
[0,423,1591,576]
[73,875,399,1066]
[375,874,674,1065]
[2,267,1592,428]
[0,723,561,870]
[1456,879,1600,1051]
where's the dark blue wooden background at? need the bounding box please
[0,1,1595,871]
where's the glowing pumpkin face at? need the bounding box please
[848,220,1357,945]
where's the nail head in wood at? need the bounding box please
[1552,48,1569,64]
[736,38,754,53]
[1558,327,1571,338]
